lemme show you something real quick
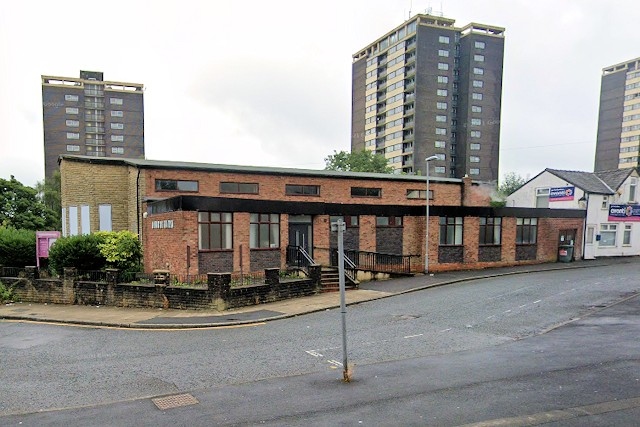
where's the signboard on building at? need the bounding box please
[608,204,640,222]
[549,186,575,202]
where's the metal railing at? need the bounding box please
[0,267,26,278]
[230,271,266,287]
[330,249,413,275]
[77,270,107,282]
[286,245,315,269]
[168,274,208,288]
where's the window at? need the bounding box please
[599,224,617,247]
[474,54,485,62]
[199,212,233,250]
[220,182,259,194]
[250,213,280,249]
[69,206,78,236]
[65,119,79,127]
[155,179,199,192]
[435,153,445,160]
[99,204,112,232]
[330,215,359,227]
[80,205,90,235]
[110,123,124,130]
[471,130,481,138]
[435,166,446,174]
[66,107,79,114]
[111,147,124,154]
[285,184,320,196]
[110,97,123,105]
[470,156,480,163]
[436,102,447,110]
[601,196,609,210]
[438,35,450,44]
[470,143,480,150]
[479,217,501,245]
[65,94,78,102]
[472,105,482,113]
[440,216,463,245]
[437,76,449,84]
[630,178,637,202]
[66,144,80,152]
[623,224,632,245]
[473,67,484,75]
[351,187,381,197]
[536,188,550,208]
[437,89,448,96]
[473,80,484,88]
[438,62,449,70]
[435,140,446,148]
[376,216,403,227]
[438,49,449,57]
[469,168,480,175]
[436,115,447,122]
[472,92,483,100]
[66,132,79,140]
[110,110,123,117]
[475,41,486,49]
[471,118,482,126]
[111,135,124,142]
[407,189,433,200]
[516,218,537,244]
[435,128,446,135]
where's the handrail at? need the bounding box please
[330,248,413,275]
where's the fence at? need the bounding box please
[329,249,414,275]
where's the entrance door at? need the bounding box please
[584,225,596,259]
[288,215,313,257]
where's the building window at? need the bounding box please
[623,224,632,245]
[220,182,259,194]
[66,144,80,152]
[110,123,124,130]
[470,143,480,150]
[111,147,124,154]
[435,153,445,160]
[351,187,382,197]
[472,93,483,100]
[473,80,484,88]
[599,224,617,247]
[66,132,80,140]
[475,41,486,49]
[435,128,447,135]
[438,35,450,44]
[437,89,448,96]
[470,130,481,138]
[471,118,482,126]
[407,189,433,200]
[440,216,463,245]
[330,215,359,227]
[199,212,233,250]
[630,178,637,202]
[110,110,123,117]
[479,217,501,245]
[65,119,79,127]
[438,62,449,70]
[110,97,123,105]
[65,94,78,102]
[436,102,447,110]
[437,76,449,84]
[474,54,485,62]
[285,184,320,196]
[155,179,199,192]
[111,135,124,142]
[472,105,482,113]
[376,216,403,227]
[435,166,446,174]
[68,206,78,236]
[536,188,550,208]
[438,49,449,57]
[473,67,484,75]
[601,195,609,210]
[80,205,90,235]
[516,218,537,244]
[99,204,112,232]
[435,140,446,148]
[66,107,79,114]
[436,115,447,122]
[470,156,480,163]
[469,168,480,175]
[250,213,280,249]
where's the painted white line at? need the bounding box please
[519,304,527,308]
[305,350,323,358]
[440,328,452,332]
[533,300,541,304]
[504,310,512,313]
[404,334,424,339]
[486,315,495,319]
[327,359,343,367]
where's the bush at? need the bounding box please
[48,234,107,275]
[0,227,36,267]
[0,280,17,303]
[96,231,142,273]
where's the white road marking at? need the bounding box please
[305,350,323,358]
[519,304,527,308]
[486,315,495,319]
[533,300,541,304]
[440,328,452,332]
[504,310,512,313]
[404,334,424,339]
[327,359,343,367]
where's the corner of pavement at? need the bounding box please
[1,257,635,329]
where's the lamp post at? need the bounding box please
[425,155,439,274]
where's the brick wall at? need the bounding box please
[376,227,403,254]
[143,211,198,274]
[360,215,376,251]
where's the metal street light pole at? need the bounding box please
[425,155,438,274]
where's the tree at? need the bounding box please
[0,176,58,231]
[498,172,527,197]
[324,150,394,173]
[35,171,61,230]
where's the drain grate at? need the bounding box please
[152,393,199,410]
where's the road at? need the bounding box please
[1,263,640,425]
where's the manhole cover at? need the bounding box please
[152,393,199,410]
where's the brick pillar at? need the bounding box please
[313,215,330,266]
[308,264,322,293]
[234,213,250,273]
[359,215,376,252]
[105,268,120,285]
[208,272,231,311]
[63,267,77,304]
[463,217,479,264]
[280,214,289,270]
[265,268,280,286]
[501,217,517,262]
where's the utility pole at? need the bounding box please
[331,218,351,382]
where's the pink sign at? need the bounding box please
[36,231,61,267]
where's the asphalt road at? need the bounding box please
[1,263,640,425]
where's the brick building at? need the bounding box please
[59,155,585,276]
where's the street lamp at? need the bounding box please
[425,155,438,274]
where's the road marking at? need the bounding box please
[486,315,495,319]
[519,304,527,308]
[404,334,424,339]
[533,300,541,304]
[504,310,512,313]
[327,359,343,367]
[305,350,323,358]
[440,328,452,332]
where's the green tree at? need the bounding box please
[0,176,58,231]
[96,230,142,273]
[498,172,527,197]
[35,171,61,230]
[324,150,393,173]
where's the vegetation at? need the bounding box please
[0,176,58,231]
[96,231,142,273]
[324,150,393,173]
[35,171,62,230]
[0,227,36,267]
[498,172,527,197]
[0,280,17,303]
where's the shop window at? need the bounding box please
[599,224,617,247]
[199,212,233,250]
[250,214,280,249]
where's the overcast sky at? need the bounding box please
[1,0,638,187]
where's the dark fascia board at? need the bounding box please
[149,196,585,219]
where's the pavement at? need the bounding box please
[1,257,637,329]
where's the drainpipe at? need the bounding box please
[136,168,141,237]
[580,192,589,260]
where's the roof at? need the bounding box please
[545,168,636,194]
[59,155,471,185]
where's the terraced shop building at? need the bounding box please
[59,155,585,276]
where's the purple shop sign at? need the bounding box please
[549,186,575,202]
[608,204,640,222]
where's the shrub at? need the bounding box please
[0,227,36,267]
[0,280,17,303]
[96,231,142,273]
[48,234,107,275]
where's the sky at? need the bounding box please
[1,0,638,187]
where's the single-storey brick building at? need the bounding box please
[59,155,585,275]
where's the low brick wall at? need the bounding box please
[3,266,322,312]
